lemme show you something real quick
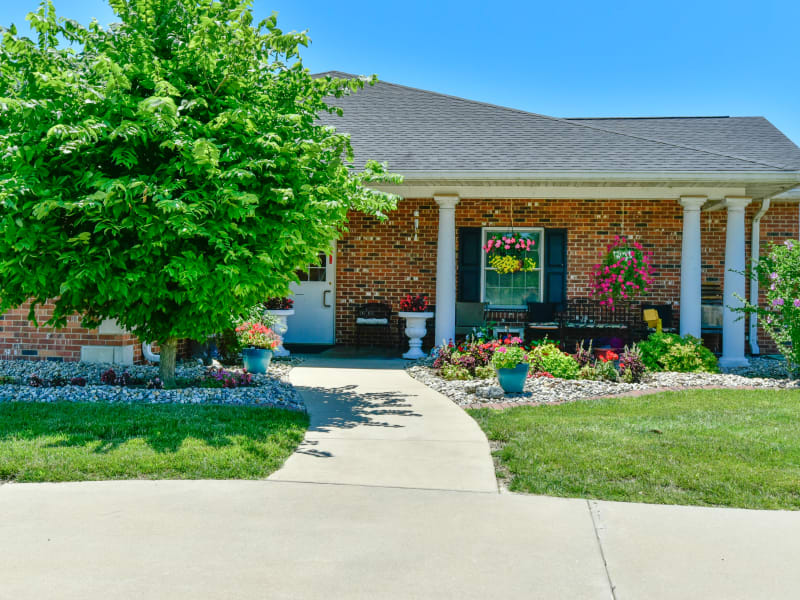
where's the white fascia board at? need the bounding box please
[371,183,747,200]
[395,170,800,184]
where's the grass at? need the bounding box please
[0,402,308,482]
[468,389,800,510]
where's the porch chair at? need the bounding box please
[455,302,487,338]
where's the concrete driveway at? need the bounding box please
[1,357,799,599]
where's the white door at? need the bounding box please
[285,245,336,345]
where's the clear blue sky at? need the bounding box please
[4,0,799,145]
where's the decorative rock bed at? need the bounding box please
[407,356,799,408]
[0,358,304,411]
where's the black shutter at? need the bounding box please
[544,229,567,310]
[458,227,482,302]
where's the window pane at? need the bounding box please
[482,228,543,307]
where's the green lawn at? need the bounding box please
[0,402,308,482]
[468,389,800,510]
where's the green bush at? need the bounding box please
[528,343,580,379]
[441,364,473,380]
[578,362,618,382]
[638,333,719,373]
[474,365,495,379]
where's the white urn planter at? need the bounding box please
[398,311,434,359]
[268,309,294,358]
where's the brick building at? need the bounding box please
[3,73,800,365]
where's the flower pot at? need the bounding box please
[495,363,529,393]
[267,309,295,358]
[398,311,435,359]
[242,347,273,374]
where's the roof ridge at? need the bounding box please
[364,77,794,171]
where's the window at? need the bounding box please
[482,228,543,307]
[295,251,327,282]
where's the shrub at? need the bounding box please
[203,368,253,388]
[574,340,594,368]
[146,377,164,390]
[49,375,67,387]
[100,369,117,385]
[638,333,719,373]
[27,374,43,387]
[0,375,13,384]
[474,365,495,379]
[69,377,87,387]
[528,343,580,379]
[433,339,497,376]
[441,364,473,380]
[594,360,619,382]
[618,345,647,383]
[491,345,529,370]
[578,362,618,382]
[734,239,800,377]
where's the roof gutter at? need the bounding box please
[394,170,800,184]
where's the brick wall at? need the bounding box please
[335,197,799,353]
[2,199,797,359]
[0,302,142,362]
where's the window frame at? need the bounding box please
[480,226,545,308]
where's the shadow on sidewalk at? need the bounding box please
[292,384,423,457]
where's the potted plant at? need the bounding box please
[265,297,294,357]
[235,322,281,374]
[491,344,530,393]
[590,235,654,310]
[398,294,434,359]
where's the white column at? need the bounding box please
[720,196,752,368]
[434,194,459,345]
[679,196,706,337]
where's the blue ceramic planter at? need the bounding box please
[242,348,273,374]
[496,363,529,393]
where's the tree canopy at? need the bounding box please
[0,0,399,381]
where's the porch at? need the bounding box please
[330,193,800,362]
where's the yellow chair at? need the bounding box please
[643,308,662,333]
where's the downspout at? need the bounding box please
[142,342,160,363]
[749,197,772,355]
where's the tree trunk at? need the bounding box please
[159,337,178,387]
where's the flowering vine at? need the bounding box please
[482,233,537,274]
[590,235,654,309]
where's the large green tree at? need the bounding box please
[0,0,399,383]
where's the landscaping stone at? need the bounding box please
[0,358,305,411]
[407,355,799,409]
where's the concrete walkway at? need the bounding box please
[269,357,497,492]
[1,358,799,599]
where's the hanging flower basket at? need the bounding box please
[482,234,537,275]
[590,236,654,309]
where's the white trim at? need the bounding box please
[372,184,750,201]
[480,227,544,308]
[393,170,800,184]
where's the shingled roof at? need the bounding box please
[315,71,800,176]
